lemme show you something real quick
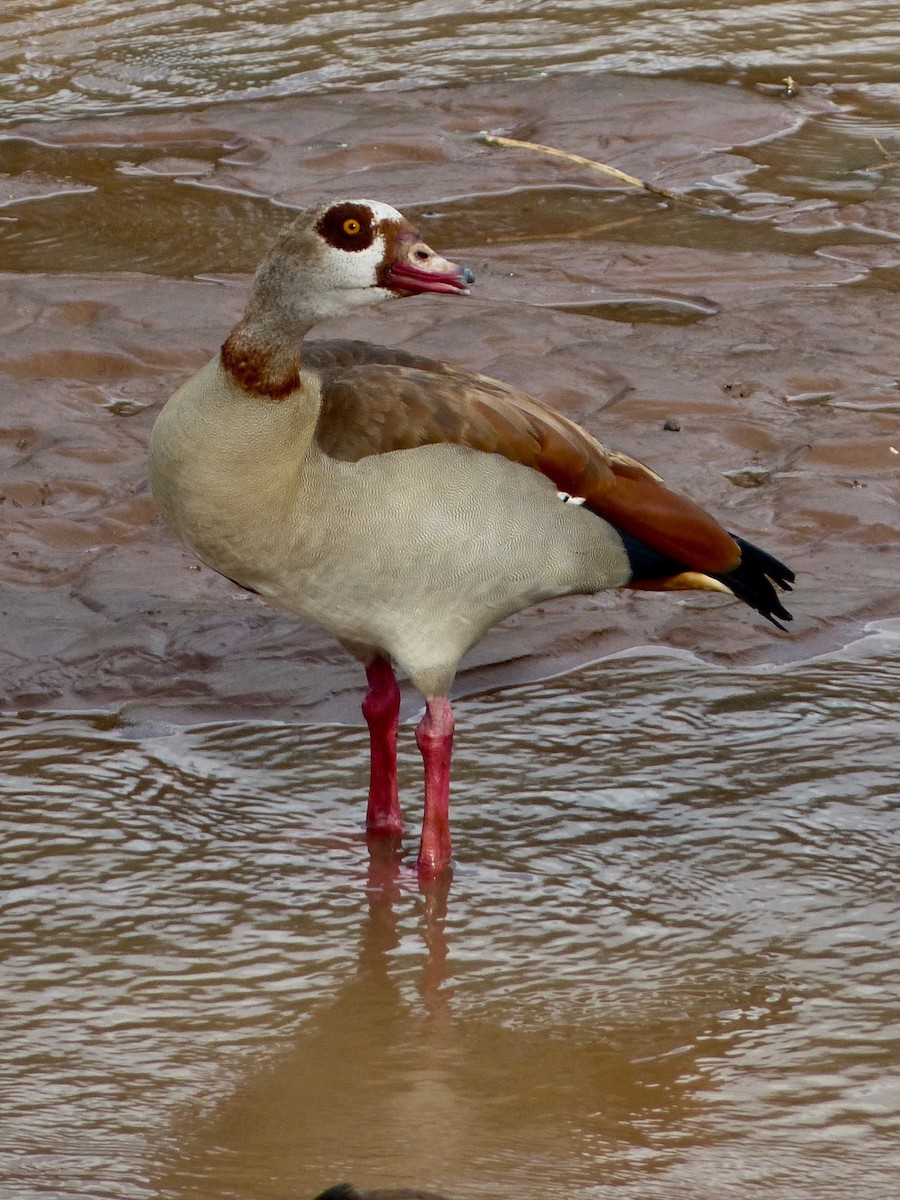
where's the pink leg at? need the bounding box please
[362,657,403,838]
[415,696,455,877]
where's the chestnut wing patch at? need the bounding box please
[309,340,610,479]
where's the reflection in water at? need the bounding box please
[2,640,898,1200]
[155,854,461,1199]
[154,845,743,1200]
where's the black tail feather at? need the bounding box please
[712,533,795,631]
[618,529,795,631]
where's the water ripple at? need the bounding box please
[2,1,899,121]
[1,642,898,1198]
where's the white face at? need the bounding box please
[273,198,469,325]
[309,199,404,315]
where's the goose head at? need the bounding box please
[222,199,472,397]
[220,200,472,398]
[252,198,473,326]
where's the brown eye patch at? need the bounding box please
[315,202,376,252]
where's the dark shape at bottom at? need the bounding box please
[314,1185,453,1200]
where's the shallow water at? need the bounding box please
[2,633,899,1200]
[1,3,899,1200]
[2,0,899,120]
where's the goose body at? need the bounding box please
[150,199,794,876]
[152,356,632,698]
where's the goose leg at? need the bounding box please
[415,696,455,877]
[362,656,403,838]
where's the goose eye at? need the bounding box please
[342,218,361,235]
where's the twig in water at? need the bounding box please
[862,136,900,172]
[476,132,728,213]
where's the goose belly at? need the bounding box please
[258,443,632,692]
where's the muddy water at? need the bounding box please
[3,636,899,1200]
[1,4,899,1200]
[1,0,899,118]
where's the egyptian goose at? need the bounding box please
[149,199,794,877]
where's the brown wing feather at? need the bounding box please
[307,339,740,574]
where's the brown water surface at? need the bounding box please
[2,0,899,118]
[3,638,899,1200]
[0,4,898,1200]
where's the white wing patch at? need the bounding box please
[557,490,586,506]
